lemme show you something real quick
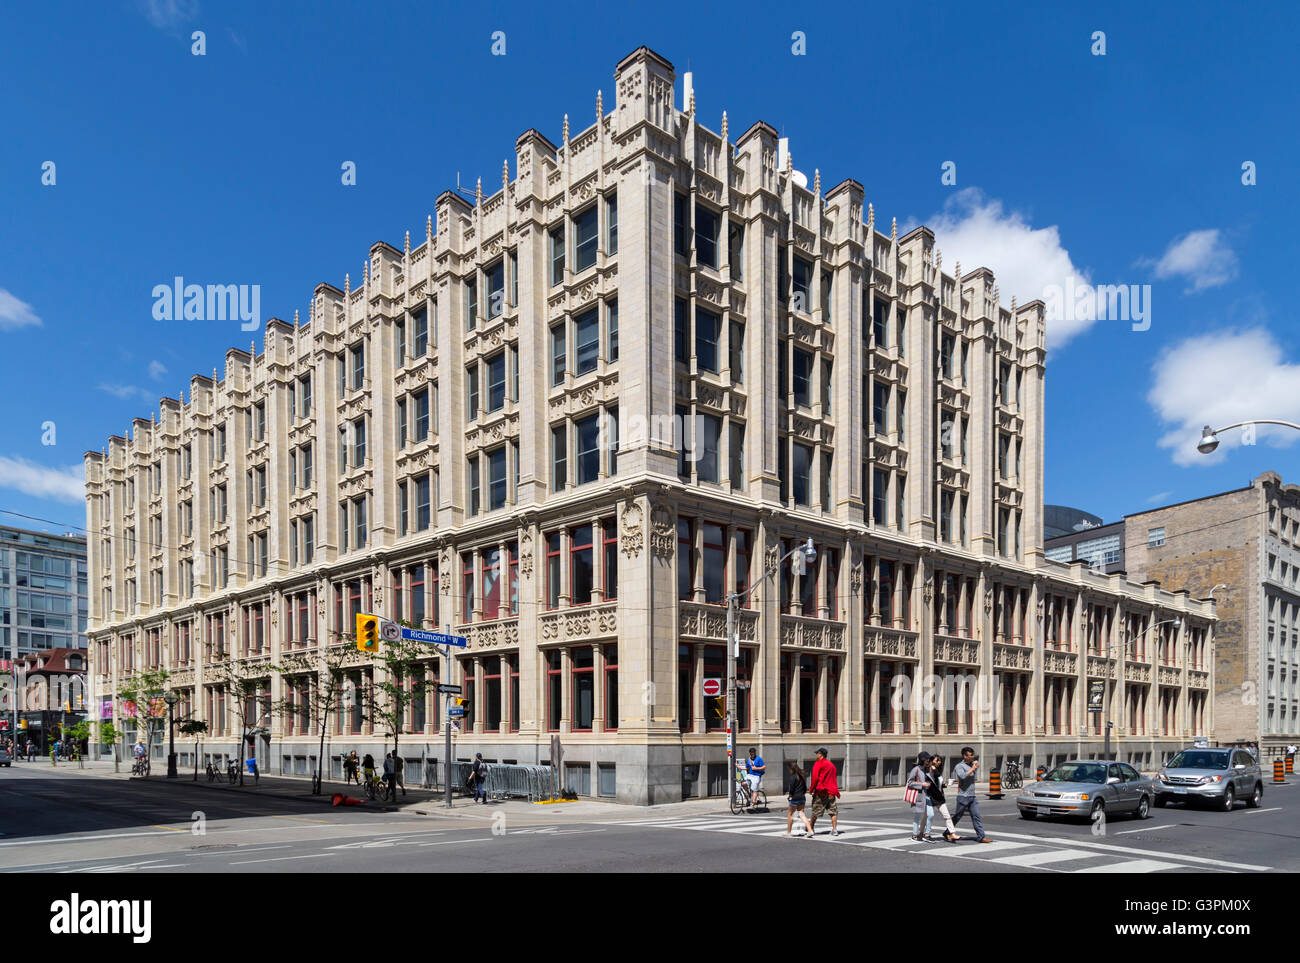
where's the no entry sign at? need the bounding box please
[703,678,722,697]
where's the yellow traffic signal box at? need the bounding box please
[355,613,380,652]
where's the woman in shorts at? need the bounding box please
[784,761,815,838]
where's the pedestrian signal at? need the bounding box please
[355,614,380,652]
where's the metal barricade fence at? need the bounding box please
[449,762,558,801]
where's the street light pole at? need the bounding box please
[163,690,178,779]
[1197,420,1300,455]
[726,538,815,813]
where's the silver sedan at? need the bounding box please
[1017,760,1155,823]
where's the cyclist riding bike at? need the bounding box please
[743,747,765,805]
[132,741,147,773]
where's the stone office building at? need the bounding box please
[85,47,1213,803]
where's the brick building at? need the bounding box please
[85,47,1213,802]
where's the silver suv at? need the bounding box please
[1155,747,1263,811]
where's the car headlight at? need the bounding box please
[1158,773,1169,783]
[1195,775,1223,785]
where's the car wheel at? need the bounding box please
[1088,799,1105,824]
[1018,808,1037,820]
[1246,784,1262,808]
[1135,794,1150,819]
[1154,794,1168,808]
[1219,786,1235,812]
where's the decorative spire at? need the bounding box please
[689,87,696,117]
[293,309,300,328]
[721,109,728,141]
[1011,295,1018,311]
[596,89,603,121]
[867,202,874,231]
[363,260,369,286]
[786,149,793,173]
[502,159,509,191]
[426,214,433,243]
[993,283,1000,306]
[563,113,569,143]
[404,230,410,255]
[475,176,482,207]
[955,260,961,279]
[890,216,897,241]
[344,272,350,296]
[813,168,821,196]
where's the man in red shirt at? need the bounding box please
[808,747,841,837]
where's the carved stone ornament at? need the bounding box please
[649,503,675,558]
[440,548,452,594]
[621,502,644,560]
[850,561,864,594]
[984,589,994,613]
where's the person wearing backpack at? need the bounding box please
[906,751,934,841]
[468,752,489,803]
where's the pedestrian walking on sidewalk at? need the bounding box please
[362,752,376,789]
[784,762,814,838]
[393,753,406,797]
[907,751,934,841]
[926,755,961,842]
[27,740,36,762]
[344,750,360,785]
[949,746,991,844]
[382,752,395,800]
[469,753,489,803]
[807,748,841,837]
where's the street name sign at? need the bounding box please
[437,684,463,695]
[447,706,466,717]
[401,628,467,647]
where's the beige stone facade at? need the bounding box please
[1123,471,1300,753]
[84,47,1213,803]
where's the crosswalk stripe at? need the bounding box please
[859,837,931,850]
[921,840,1035,857]
[992,849,1102,868]
[1075,858,1183,873]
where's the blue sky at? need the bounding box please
[2,0,1298,538]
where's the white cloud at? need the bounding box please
[0,456,85,504]
[148,360,168,380]
[0,289,42,331]
[98,383,153,401]
[1146,491,1174,505]
[140,0,199,30]
[1149,327,1300,466]
[1142,229,1238,293]
[923,188,1091,351]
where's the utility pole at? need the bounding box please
[1104,616,1180,759]
[443,625,453,810]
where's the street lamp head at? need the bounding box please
[803,537,816,563]
[1196,425,1220,455]
[163,691,178,707]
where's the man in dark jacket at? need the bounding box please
[469,753,489,804]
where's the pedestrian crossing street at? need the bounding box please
[602,815,1271,873]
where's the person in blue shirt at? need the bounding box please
[744,747,765,804]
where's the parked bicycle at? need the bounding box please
[1003,759,1024,790]
[227,759,242,783]
[206,760,226,782]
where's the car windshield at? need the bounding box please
[1045,763,1107,784]
[1166,751,1229,770]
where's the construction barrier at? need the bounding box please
[987,769,1003,799]
[1273,758,1285,783]
[1286,755,1294,775]
[1036,765,1046,781]
[450,762,560,801]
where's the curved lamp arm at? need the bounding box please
[1199,420,1300,454]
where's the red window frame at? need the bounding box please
[546,650,562,732]
[462,552,475,622]
[702,522,727,606]
[483,656,502,730]
[799,547,818,618]
[571,646,595,731]
[481,547,502,621]
[825,548,840,620]
[826,656,840,732]
[393,571,404,622]
[678,517,695,601]
[410,565,425,627]
[430,561,440,626]
[508,655,519,732]
[546,532,562,610]
[601,520,617,601]
[603,644,617,732]
[570,525,594,606]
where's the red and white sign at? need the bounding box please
[702,678,722,697]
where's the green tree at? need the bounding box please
[178,719,208,780]
[67,720,92,768]
[97,720,122,772]
[205,649,270,786]
[116,668,171,776]
[362,620,438,802]
[274,633,355,795]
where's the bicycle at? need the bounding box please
[227,760,242,783]
[1003,760,1023,790]
[731,770,768,814]
[364,772,391,801]
[206,760,226,783]
[131,757,150,776]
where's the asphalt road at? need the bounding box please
[1,763,1296,873]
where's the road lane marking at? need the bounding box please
[1241,807,1282,815]
[230,854,330,865]
[0,830,176,847]
[416,838,493,847]
[1115,824,1180,835]
[1076,858,1187,873]
[992,850,1099,868]
[272,815,336,824]
[185,845,292,858]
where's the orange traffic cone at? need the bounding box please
[332,793,366,806]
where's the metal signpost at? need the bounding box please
[422,624,469,810]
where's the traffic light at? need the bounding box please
[63,701,71,713]
[355,613,379,653]
[18,719,27,730]
[454,697,468,707]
